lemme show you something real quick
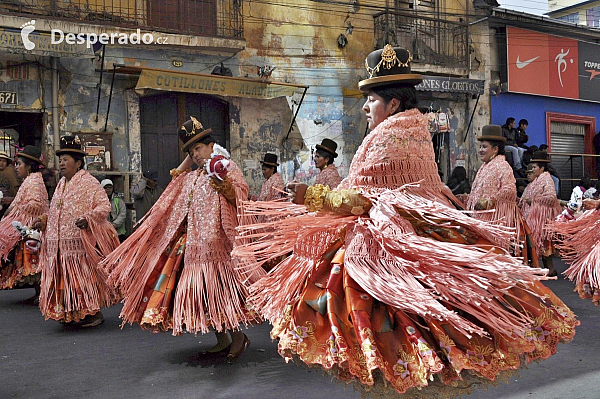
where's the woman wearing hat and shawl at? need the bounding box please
[32,136,119,327]
[519,151,562,276]
[234,45,577,397]
[460,126,538,265]
[0,146,48,299]
[104,117,260,362]
[257,153,285,201]
[313,138,342,189]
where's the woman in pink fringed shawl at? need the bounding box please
[0,146,48,301]
[104,117,260,363]
[461,126,539,266]
[313,138,342,189]
[257,153,285,201]
[32,136,119,327]
[519,151,562,276]
[234,45,578,398]
[548,192,600,304]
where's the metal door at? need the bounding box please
[550,121,585,200]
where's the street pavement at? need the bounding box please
[1,257,599,399]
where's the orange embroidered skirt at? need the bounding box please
[268,228,578,397]
[0,241,40,289]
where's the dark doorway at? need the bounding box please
[0,110,44,155]
[139,92,229,188]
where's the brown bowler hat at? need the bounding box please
[315,138,338,158]
[260,153,279,167]
[56,135,86,156]
[358,44,423,92]
[531,151,551,163]
[178,116,213,152]
[0,151,12,164]
[17,145,46,167]
[477,125,506,142]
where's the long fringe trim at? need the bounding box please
[549,210,600,296]
[171,245,259,335]
[0,207,44,261]
[39,243,115,322]
[523,203,560,254]
[467,199,520,251]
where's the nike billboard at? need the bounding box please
[507,26,599,103]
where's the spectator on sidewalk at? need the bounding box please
[501,117,523,170]
[130,170,164,222]
[102,179,127,242]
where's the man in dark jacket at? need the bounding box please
[130,170,164,222]
[501,117,523,169]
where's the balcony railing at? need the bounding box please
[1,0,243,38]
[374,10,468,68]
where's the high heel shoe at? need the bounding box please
[226,334,250,364]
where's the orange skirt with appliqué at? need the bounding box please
[268,231,577,398]
[0,241,40,289]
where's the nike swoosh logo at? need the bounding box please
[587,69,600,80]
[516,55,540,69]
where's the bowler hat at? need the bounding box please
[358,44,423,92]
[16,145,46,167]
[56,135,86,156]
[260,153,279,167]
[315,138,338,158]
[144,170,158,180]
[0,151,12,164]
[477,125,506,142]
[178,116,213,152]
[531,151,551,163]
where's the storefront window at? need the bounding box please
[557,12,580,24]
[587,6,600,27]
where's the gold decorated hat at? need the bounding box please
[56,135,86,156]
[178,116,213,152]
[358,45,423,92]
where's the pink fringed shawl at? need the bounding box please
[235,110,551,338]
[258,172,285,201]
[106,161,262,335]
[39,169,119,320]
[519,171,562,253]
[466,155,520,248]
[314,164,342,189]
[0,172,48,261]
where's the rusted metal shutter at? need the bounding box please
[550,121,585,200]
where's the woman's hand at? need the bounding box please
[286,182,308,205]
[582,198,600,210]
[75,217,89,229]
[31,215,48,231]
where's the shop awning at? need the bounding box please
[116,66,307,100]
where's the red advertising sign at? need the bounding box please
[507,26,594,102]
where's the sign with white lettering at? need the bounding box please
[136,69,306,99]
[0,91,18,105]
[416,76,485,95]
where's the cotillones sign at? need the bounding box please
[135,69,301,99]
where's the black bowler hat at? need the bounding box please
[56,135,86,156]
[144,169,158,180]
[178,116,213,152]
[531,151,551,163]
[17,145,46,167]
[315,138,338,158]
[477,125,506,143]
[358,44,423,92]
[260,153,279,167]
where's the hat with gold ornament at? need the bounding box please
[358,44,423,92]
[178,116,213,152]
[56,135,86,156]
